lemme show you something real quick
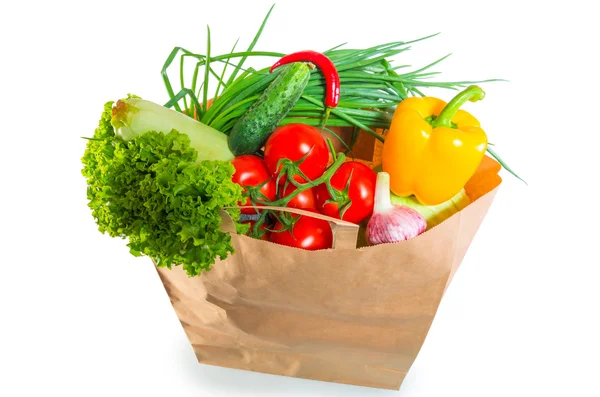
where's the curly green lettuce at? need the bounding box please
[81,101,245,276]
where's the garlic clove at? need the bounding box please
[365,172,427,246]
[366,206,427,245]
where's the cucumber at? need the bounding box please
[228,62,311,155]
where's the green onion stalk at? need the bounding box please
[161,4,521,180]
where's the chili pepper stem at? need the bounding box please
[432,85,485,129]
[321,107,332,128]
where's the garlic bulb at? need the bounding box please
[366,172,427,245]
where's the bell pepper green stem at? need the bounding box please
[432,85,485,129]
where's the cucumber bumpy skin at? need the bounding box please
[228,62,312,156]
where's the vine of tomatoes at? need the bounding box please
[231,123,376,250]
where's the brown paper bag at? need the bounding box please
[155,156,502,390]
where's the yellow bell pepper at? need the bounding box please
[382,85,488,206]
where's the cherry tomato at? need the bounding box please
[231,155,276,214]
[314,161,376,224]
[270,214,333,250]
[263,124,329,184]
[279,184,317,210]
[243,220,270,241]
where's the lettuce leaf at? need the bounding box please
[81,101,244,276]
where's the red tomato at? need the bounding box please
[231,155,276,214]
[263,124,329,184]
[243,220,270,241]
[279,184,317,210]
[314,161,377,224]
[270,214,333,250]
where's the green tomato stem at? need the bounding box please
[327,138,338,162]
[268,153,346,208]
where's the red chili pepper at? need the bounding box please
[270,50,340,109]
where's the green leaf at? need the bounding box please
[225,3,275,87]
[203,25,211,114]
[81,102,245,276]
[486,146,527,185]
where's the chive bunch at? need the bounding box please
[161,5,521,180]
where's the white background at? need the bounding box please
[1,0,599,396]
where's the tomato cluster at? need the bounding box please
[231,124,377,250]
